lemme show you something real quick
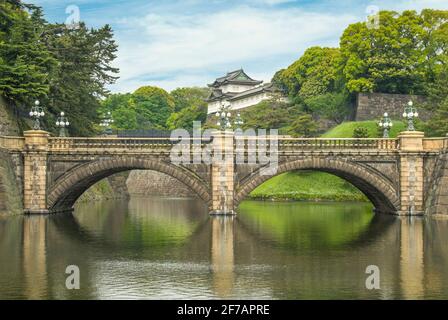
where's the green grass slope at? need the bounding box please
[322,120,406,138]
[249,171,367,202]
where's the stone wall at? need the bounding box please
[0,97,23,215]
[0,150,23,215]
[78,172,130,203]
[0,96,20,136]
[127,170,196,198]
[425,153,448,215]
[355,93,429,121]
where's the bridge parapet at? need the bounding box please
[422,137,448,152]
[48,137,212,153]
[0,136,25,151]
[276,138,399,151]
[0,134,446,153]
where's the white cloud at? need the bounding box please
[111,5,357,92]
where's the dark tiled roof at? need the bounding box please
[206,83,278,103]
[205,89,237,102]
[228,83,277,101]
[208,69,263,87]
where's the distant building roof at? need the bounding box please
[205,89,237,102]
[228,83,277,101]
[206,83,278,103]
[208,69,263,88]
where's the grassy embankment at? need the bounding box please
[249,121,406,202]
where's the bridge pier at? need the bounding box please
[398,131,425,215]
[23,130,50,214]
[210,131,236,215]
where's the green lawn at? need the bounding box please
[249,120,407,202]
[322,120,406,138]
[249,171,367,202]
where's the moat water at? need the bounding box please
[1,197,448,299]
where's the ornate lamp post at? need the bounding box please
[215,102,232,131]
[29,100,45,130]
[378,112,393,138]
[100,111,114,135]
[402,100,419,131]
[56,112,70,137]
[234,112,244,129]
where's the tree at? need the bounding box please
[112,102,138,130]
[166,87,209,129]
[132,86,175,129]
[288,114,318,137]
[305,92,351,125]
[419,10,448,136]
[423,70,448,136]
[0,2,56,107]
[0,1,120,136]
[41,23,119,136]
[241,96,299,130]
[166,104,207,130]
[170,87,209,112]
[338,10,448,95]
[272,47,341,100]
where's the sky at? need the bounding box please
[31,0,448,93]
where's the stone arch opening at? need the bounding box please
[47,158,211,212]
[235,158,400,214]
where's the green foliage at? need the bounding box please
[240,95,300,131]
[101,87,210,131]
[288,114,318,137]
[422,69,448,136]
[0,2,119,136]
[131,86,175,129]
[339,10,448,94]
[43,23,119,136]
[273,47,341,100]
[166,104,207,130]
[170,87,209,112]
[166,87,209,129]
[0,2,56,105]
[305,92,350,125]
[352,126,369,138]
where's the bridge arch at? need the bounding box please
[47,158,211,212]
[235,158,400,214]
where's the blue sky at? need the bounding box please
[31,0,448,93]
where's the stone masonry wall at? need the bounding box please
[425,153,448,215]
[78,172,130,203]
[0,96,20,136]
[355,93,429,121]
[0,150,23,215]
[127,170,196,198]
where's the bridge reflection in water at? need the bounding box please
[1,197,448,299]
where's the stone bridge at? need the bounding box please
[0,130,447,216]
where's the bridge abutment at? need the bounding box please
[23,130,49,214]
[398,131,425,215]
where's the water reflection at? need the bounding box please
[22,216,48,299]
[1,197,448,299]
[211,217,235,298]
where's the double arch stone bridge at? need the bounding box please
[0,130,447,216]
